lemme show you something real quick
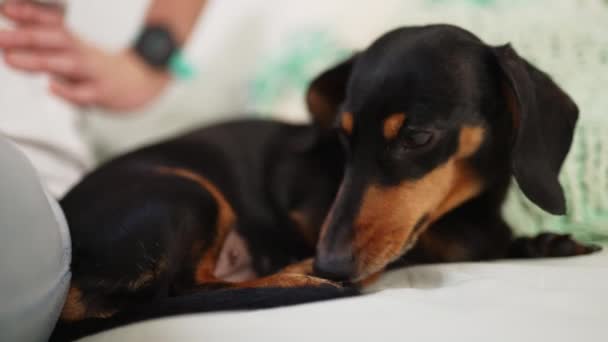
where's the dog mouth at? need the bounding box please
[400,214,430,249]
[350,215,430,283]
[350,237,418,283]
[401,214,430,251]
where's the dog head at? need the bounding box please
[307,25,578,282]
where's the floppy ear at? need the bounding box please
[306,55,357,129]
[493,44,578,215]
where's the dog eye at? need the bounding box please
[401,130,433,149]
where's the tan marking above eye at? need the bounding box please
[457,126,485,158]
[341,112,354,135]
[383,113,407,140]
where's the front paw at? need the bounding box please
[510,233,602,258]
[281,274,343,288]
[281,258,315,275]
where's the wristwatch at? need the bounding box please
[133,25,196,80]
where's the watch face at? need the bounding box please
[147,34,172,58]
[135,26,177,68]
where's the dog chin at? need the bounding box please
[401,230,424,255]
[350,225,427,283]
[357,233,424,282]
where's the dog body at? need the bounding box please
[62,120,343,301]
[54,25,598,340]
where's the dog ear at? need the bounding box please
[306,55,357,129]
[493,44,578,215]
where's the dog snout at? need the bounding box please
[313,250,354,281]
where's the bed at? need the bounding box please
[84,249,608,341]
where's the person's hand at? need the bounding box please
[0,1,171,111]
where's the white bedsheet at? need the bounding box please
[85,250,608,342]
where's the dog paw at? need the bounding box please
[510,233,602,258]
[240,273,342,289]
[278,273,342,288]
[281,258,314,275]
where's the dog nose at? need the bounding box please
[313,253,354,281]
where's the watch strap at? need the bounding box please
[168,50,197,80]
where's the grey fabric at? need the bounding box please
[0,135,71,342]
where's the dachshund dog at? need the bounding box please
[52,24,599,340]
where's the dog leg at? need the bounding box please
[508,233,601,258]
[393,216,602,268]
[189,258,341,291]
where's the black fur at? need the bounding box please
[50,286,357,341]
[493,45,578,214]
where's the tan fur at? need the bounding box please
[352,125,485,280]
[62,273,161,321]
[383,113,407,140]
[156,167,236,284]
[429,160,483,223]
[456,126,485,159]
[127,256,169,291]
[353,162,455,279]
[60,287,87,322]
[234,259,339,288]
[429,126,485,221]
[61,286,120,321]
[127,271,155,291]
[341,112,354,135]
[358,271,383,287]
[205,258,339,289]
[236,273,338,289]
[281,258,314,274]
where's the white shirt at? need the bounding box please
[0,14,93,198]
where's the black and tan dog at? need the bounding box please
[52,25,599,340]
